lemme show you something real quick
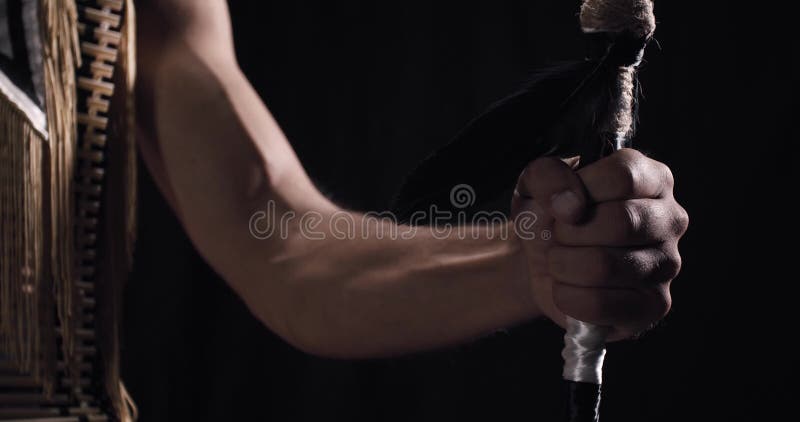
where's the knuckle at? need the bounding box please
[651,288,673,320]
[612,156,641,197]
[671,203,690,236]
[660,163,676,189]
[620,250,648,281]
[645,158,674,191]
[617,148,645,162]
[658,248,683,281]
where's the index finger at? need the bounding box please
[577,149,674,202]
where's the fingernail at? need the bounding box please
[551,190,582,220]
[563,156,581,169]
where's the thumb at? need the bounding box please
[516,156,588,224]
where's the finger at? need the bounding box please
[516,157,589,223]
[547,245,682,288]
[552,282,672,337]
[577,149,675,202]
[511,197,553,239]
[555,199,689,246]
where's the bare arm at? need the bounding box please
[136,1,537,358]
[136,0,686,358]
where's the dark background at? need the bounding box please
[123,1,797,421]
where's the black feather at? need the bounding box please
[392,54,627,222]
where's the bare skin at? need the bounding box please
[135,1,688,358]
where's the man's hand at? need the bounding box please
[512,149,688,340]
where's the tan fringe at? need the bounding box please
[39,0,81,378]
[0,93,47,386]
[3,2,136,414]
[99,1,138,419]
[120,0,137,276]
[121,380,140,422]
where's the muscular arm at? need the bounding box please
[136,0,686,358]
[136,3,537,358]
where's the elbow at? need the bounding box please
[284,335,369,361]
[272,308,389,360]
[233,275,372,360]
[251,282,393,360]
[224,234,397,360]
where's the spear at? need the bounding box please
[392,1,656,420]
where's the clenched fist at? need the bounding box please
[512,149,689,340]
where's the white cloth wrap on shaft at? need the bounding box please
[562,317,612,384]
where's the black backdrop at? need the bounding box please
[123,1,797,421]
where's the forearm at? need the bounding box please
[145,39,539,358]
[265,218,538,358]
